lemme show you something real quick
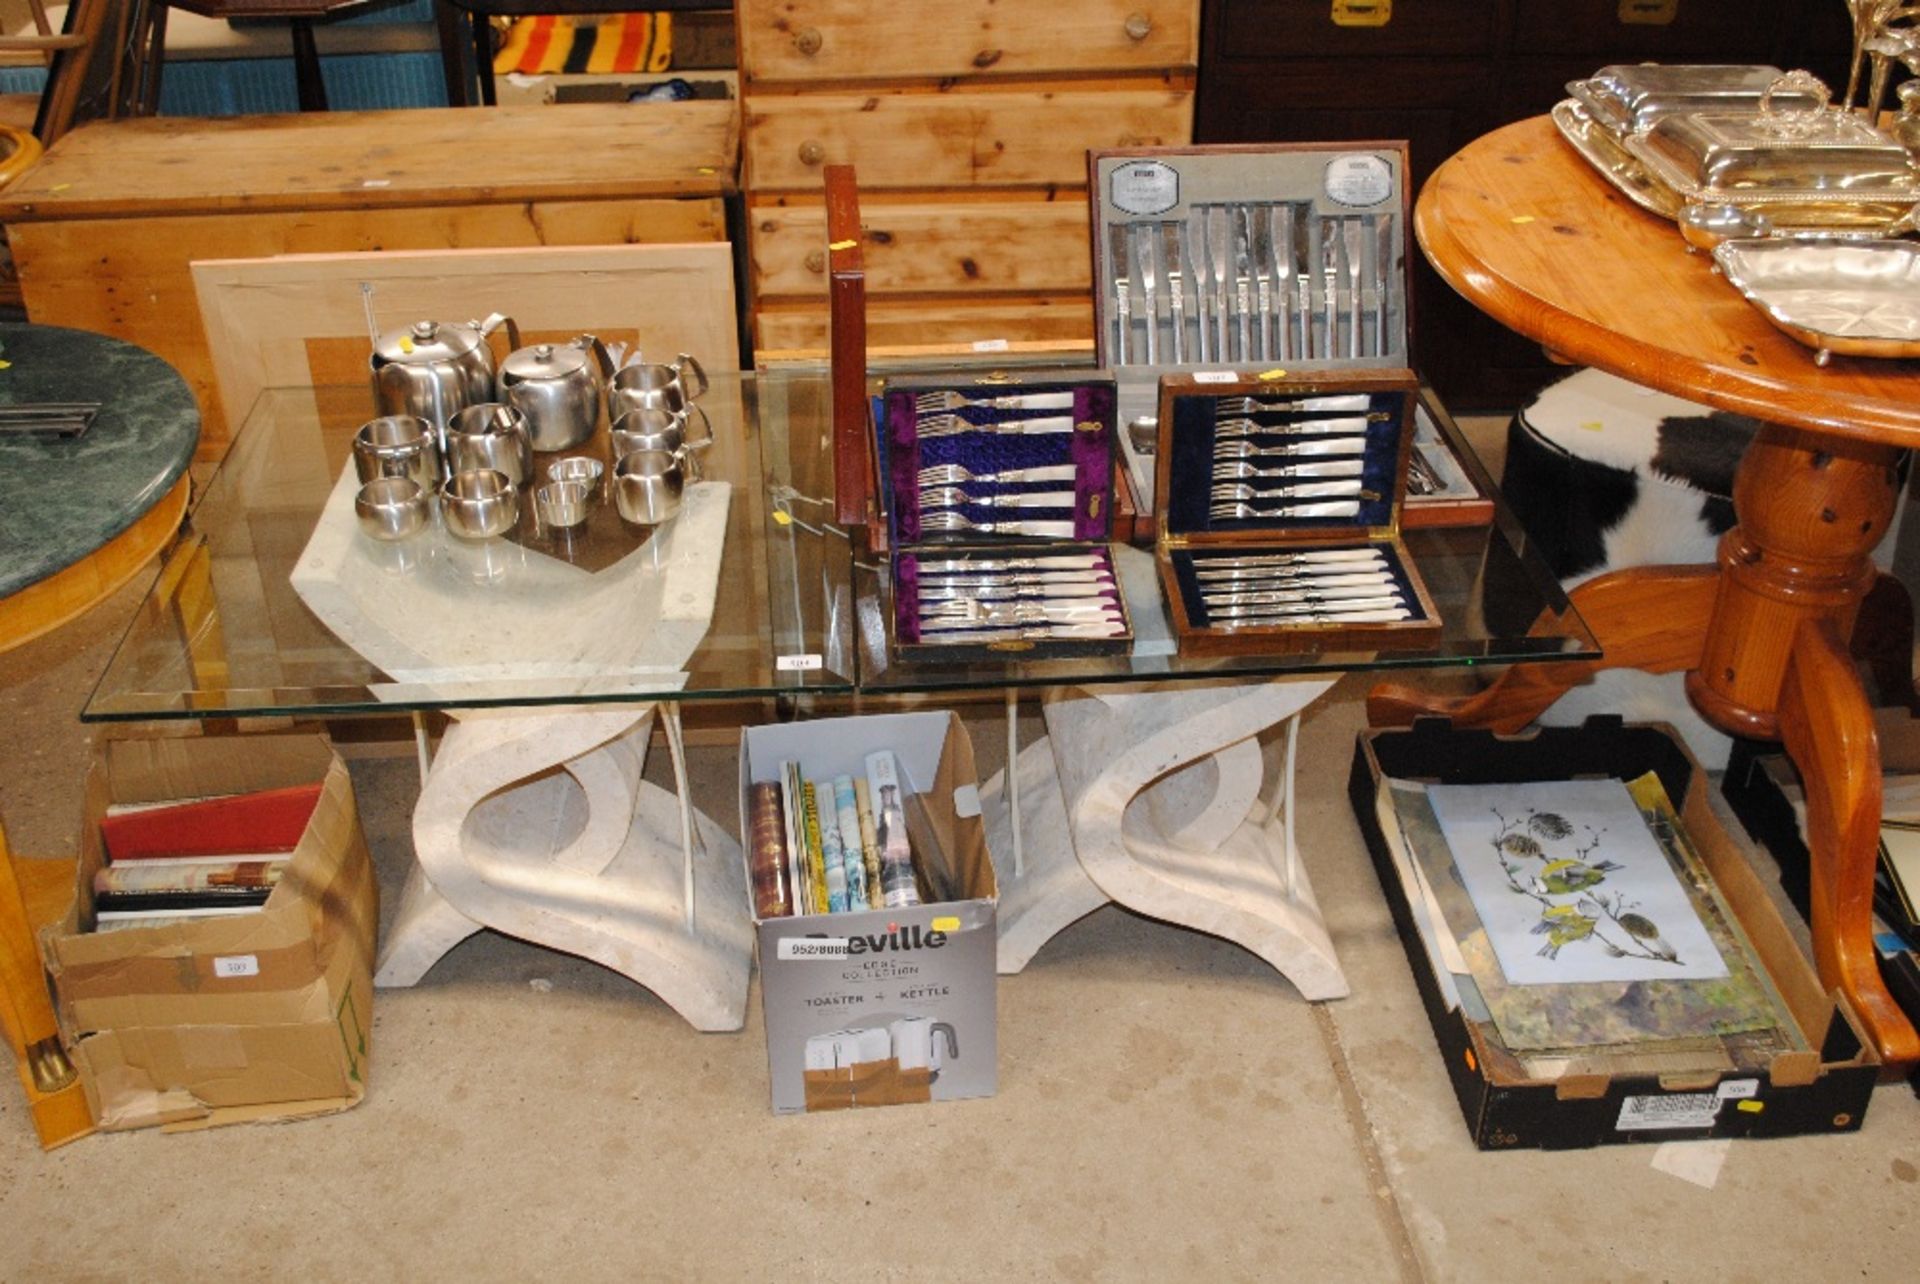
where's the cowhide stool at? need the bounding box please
[1482,367,1907,767]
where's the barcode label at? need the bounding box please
[777,937,849,961]
[1193,370,1239,384]
[213,954,260,979]
[776,654,823,672]
[1617,1092,1721,1131]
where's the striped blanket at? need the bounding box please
[493,14,673,76]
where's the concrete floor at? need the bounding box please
[6,402,1920,1279]
[2,573,1919,1282]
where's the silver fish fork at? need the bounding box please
[920,513,1079,538]
[918,413,1077,439]
[914,390,1074,414]
[1215,393,1373,416]
[1211,481,1370,504]
[920,487,1078,511]
[1212,458,1366,482]
[1214,436,1368,460]
[1214,415,1378,438]
[916,463,1080,487]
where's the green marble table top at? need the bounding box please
[0,323,200,600]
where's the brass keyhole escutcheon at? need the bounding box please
[795,27,823,56]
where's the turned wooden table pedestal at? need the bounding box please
[1369,115,1920,1071]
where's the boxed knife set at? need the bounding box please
[1091,142,1411,394]
[876,370,1131,661]
[1152,370,1440,657]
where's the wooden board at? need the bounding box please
[751,195,1092,297]
[192,243,739,448]
[743,85,1194,190]
[736,0,1197,83]
[755,294,1095,352]
[0,102,739,220]
[10,197,726,460]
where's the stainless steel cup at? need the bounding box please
[354,476,430,541]
[610,406,690,458]
[352,415,439,489]
[534,479,594,531]
[546,454,605,498]
[441,467,520,540]
[613,449,684,525]
[447,402,534,486]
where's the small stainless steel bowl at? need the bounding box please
[1678,202,1773,254]
[354,476,430,542]
[353,415,439,488]
[534,479,594,531]
[1126,414,1158,455]
[546,455,605,498]
[613,449,685,525]
[440,467,519,540]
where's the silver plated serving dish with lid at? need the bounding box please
[1568,64,1825,138]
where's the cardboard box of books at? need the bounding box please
[41,732,378,1133]
[739,711,997,1114]
[1349,716,1878,1151]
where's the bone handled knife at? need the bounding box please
[914,554,1108,574]
[1109,222,1133,365]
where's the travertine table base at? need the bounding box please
[984,677,1347,1001]
[294,475,752,1031]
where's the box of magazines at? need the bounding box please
[739,711,997,1114]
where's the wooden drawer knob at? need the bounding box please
[795,26,823,56]
[804,250,826,274]
[798,140,826,166]
[1124,11,1153,40]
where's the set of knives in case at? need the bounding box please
[877,371,1132,661]
[1092,144,1411,398]
[1152,370,1440,657]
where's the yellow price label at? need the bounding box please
[828,238,859,251]
[1254,368,1290,382]
[932,916,960,932]
[772,510,793,526]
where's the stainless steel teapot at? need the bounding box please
[499,335,615,452]
[370,313,521,432]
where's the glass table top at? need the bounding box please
[83,368,1597,722]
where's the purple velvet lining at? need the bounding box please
[895,552,922,643]
[884,389,923,545]
[1070,383,1116,540]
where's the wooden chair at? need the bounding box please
[0,819,90,1148]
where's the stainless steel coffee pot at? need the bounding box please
[370,313,521,431]
[499,335,614,453]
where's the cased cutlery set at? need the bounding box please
[872,143,1442,663]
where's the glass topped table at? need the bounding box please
[84,373,1595,722]
[79,366,1596,1030]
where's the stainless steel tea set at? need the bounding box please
[355,312,710,542]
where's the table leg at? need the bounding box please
[289,19,328,112]
[374,703,753,1032]
[986,678,1348,1000]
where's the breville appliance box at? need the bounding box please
[740,711,998,1114]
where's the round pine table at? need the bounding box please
[1368,114,1920,1072]
[0,322,199,652]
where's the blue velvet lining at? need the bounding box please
[1168,541,1427,630]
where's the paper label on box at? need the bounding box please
[1617,1092,1722,1131]
[1324,153,1394,207]
[777,936,850,961]
[1193,370,1239,384]
[213,954,260,979]
[776,654,823,672]
[1715,1078,1759,1100]
[951,784,981,819]
[1109,160,1180,216]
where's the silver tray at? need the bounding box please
[1551,99,1684,221]
[1712,238,1920,365]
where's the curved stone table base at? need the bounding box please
[985,678,1347,1001]
[374,703,752,1032]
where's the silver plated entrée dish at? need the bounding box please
[1567,64,1820,137]
[1551,100,1684,220]
[1711,238,1920,365]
